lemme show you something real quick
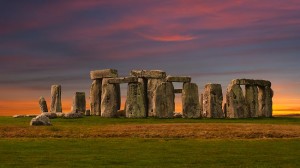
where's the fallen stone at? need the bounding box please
[90,69,118,80]
[147,78,165,117]
[225,84,248,118]
[50,85,62,112]
[101,78,119,117]
[26,114,38,117]
[231,79,271,87]
[166,76,191,83]
[30,115,51,126]
[90,79,102,116]
[13,115,25,118]
[64,112,83,119]
[203,84,224,118]
[245,85,258,117]
[125,81,147,118]
[41,112,58,119]
[108,77,138,84]
[153,82,175,118]
[174,112,183,118]
[174,89,182,94]
[131,70,166,79]
[182,83,201,118]
[39,96,48,113]
[71,92,86,113]
[56,112,65,118]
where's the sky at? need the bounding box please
[1,0,300,116]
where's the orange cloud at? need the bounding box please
[140,34,197,42]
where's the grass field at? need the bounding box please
[0,116,299,167]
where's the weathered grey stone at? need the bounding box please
[90,69,118,80]
[90,79,102,116]
[153,82,175,118]
[71,92,86,113]
[225,84,248,118]
[64,112,83,119]
[118,110,125,117]
[245,85,258,117]
[108,77,138,84]
[85,110,90,116]
[174,112,183,118]
[116,83,121,110]
[26,114,38,117]
[203,84,224,118]
[125,81,147,118]
[131,70,166,79]
[223,103,227,118]
[56,112,65,118]
[166,76,191,83]
[258,86,273,117]
[147,78,165,117]
[101,78,119,117]
[39,96,48,113]
[42,112,58,119]
[50,85,62,112]
[182,83,201,118]
[231,79,271,87]
[30,115,51,126]
[200,93,203,117]
[174,89,182,94]
[13,115,25,118]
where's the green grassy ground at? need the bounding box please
[0,116,299,167]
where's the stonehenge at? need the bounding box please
[34,69,274,121]
[225,79,273,118]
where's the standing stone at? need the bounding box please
[90,79,102,116]
[101,78,118,117]
[182,83,201,118]
[225,84,248,118]
[147,78,165,117]
[258,86,273,117]
[50,85,62,112]
[153,82,175,118]
[125,81,147,118]
[116,84,121,110]
[71,92,86,113]
[203,84,224,118]
[200,93,204,117]
[245,85,258,117]
[39,96,48,113]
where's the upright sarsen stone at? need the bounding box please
[125,80,147,118]
[147,78,164,117]
[153,82,175,118]
[203,84,224,118]
[71,92,86,113]
[182,83,201,118]
[225,84,248,118]
[90,79,102,116]
[101,78,118,117]
[258,86,273,117]
[245,85,258,117]
[39,96,48,113]
[50,85,62,112]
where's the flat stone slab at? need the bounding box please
[231,79,271,87]
[90,69,118,80]
[174,89,182,94]
[166,76,191,83]
[130,70,166,79]
[108,77,138,84]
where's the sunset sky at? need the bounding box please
[1,0,300,116]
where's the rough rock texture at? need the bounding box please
[108,77,138,84]
[182,83,201,118]
[174,112,183,118]
[13,115,26,118]
[245,85,258,117]
[64,112,83,119]
[131,70,166,79]
[116,83,121,110]
[30,115,51,126]
[200,94,204,117]
[90,79,102,116]
[153,82,175,118]
[225,84,248,118]
[231,79,271,87]
[147,78,165,117]
[125,81,147,118]
[258,86,273,117]
[203,84,224,118]
[101,78,119,117]
[39,96,48,113]
[42,112,58,119]
[85,110,90,116]
[166,76,191,83]
[90,69,118,80]
[50,85,62,112]
[174,89,182,94]
[71,92,86,113]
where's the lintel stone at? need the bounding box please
[166,76,191,83]
[90,69,118,80]
[231,79,271,87]
[130,70,166,79]
[108,77,138,84]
